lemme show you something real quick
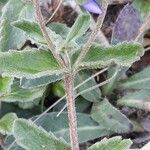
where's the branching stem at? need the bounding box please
[74,1,108,67]
[33,0,65,68]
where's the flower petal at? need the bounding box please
[81,0,102,14]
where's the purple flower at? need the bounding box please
[81,0,102,14]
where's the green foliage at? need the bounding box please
[118,90,150,111]
[21,73,63,89]
[75,71,101,102]
[0,0,34,52]
[0,49,62,78]
[88,136,132,150]
[0,80,45,103]
[102,66,128,96]
[120,66,150,90]
[12,19,45,44]
[0,113,17,135]
[13,19,77,52]
[78,42,143,70]
[91,100,132,133]
[0,0,147,149]
[0,76,13,96]
[13,119,71,150]
[65,13,90,43]
[32,112,110,143]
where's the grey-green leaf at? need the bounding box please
[65,13,90,43]
[0,76,13,96]
[13,119,71,150]
[119,66,150,90]
[33,112,111,143]
[12,19,68,51]
[12,19,45,44]
[0,0,34,52]
[75,71,101,102]
[0,80,46,103]
[0,113,17,135]
[117,90,150,111]
[21,73,63,89]
[0,49,62,78]
[91,100,133,133]
[88,136,132,150]
[79,42,143,70]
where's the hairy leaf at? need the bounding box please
[120,66,150,90]
[78,42,143,70]
[65,13,90,43]
[0,76,13,96]
[12,19,45,44]
[12,20,62,50]
[33,112,111,143]
[91,100,133,133]
[0,49,62,78]
[88,136,132,150]
[0,113,17,135]
[118,90,150,111]
[0,0,34,52]
[48,22,70,39]
[21,73,63,89]
[0,102,41,118]
[102,66,128,96]
[13,119,71,150]
[0,80,45,103]
[75,71,101,102]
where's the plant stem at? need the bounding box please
[74,1,108,67]
[33,0,65,68]
[64,72,79,150]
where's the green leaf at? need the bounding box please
[33,112,111,143]
[0,0,34,52]
[91,100,132,133]
[12,19,45,44]
[0,76,13,96]
[21,73,63,89]
[0,0,8,15]
[88,136,132,150]
[102,66,128,96]
[12,19,69,51]
[119,66,150,90]
[0,113,17,135]
[117,90,150,111]
[0,49,62,78]
[13,119,71,150]
[78,42,143,70]
[0,102,41,118]
[0,80,46,103]
[48,22,70,39]
[65,13,90,43]
[75,71,101,102]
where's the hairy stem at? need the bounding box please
[64,72,79,150]
[74,1,108,67]
[33,0,65,68]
